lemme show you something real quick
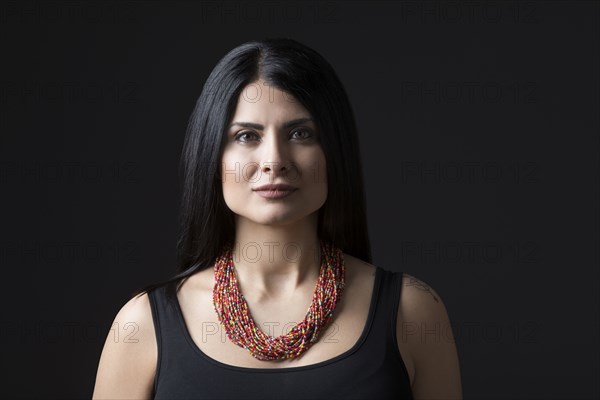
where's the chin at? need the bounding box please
[240,210,307,225]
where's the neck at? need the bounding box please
[230,213,322,302]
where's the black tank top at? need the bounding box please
[147,265,414,400]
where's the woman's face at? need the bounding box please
[221,79,327,226]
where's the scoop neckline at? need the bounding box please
[171,264,383,373]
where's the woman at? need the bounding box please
[92,38,462,400]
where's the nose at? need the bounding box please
[260,131,290,174]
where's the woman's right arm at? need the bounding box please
[92,293,157,400]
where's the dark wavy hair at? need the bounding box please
[131,37,372,303]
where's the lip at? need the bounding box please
[253,188,297,199]
[252,184,298,200]
[253,184,297,191]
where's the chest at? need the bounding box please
[177,268,374,369]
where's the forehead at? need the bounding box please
[231,80,312,121]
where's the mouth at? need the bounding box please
[253,188,297,199]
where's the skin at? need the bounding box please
[398,273,463,399]
[219,79,328,304]
[92,80,463,400]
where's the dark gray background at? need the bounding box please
[0,1,598,399]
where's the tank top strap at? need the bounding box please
[386,268,405,345]
[361,266,412,391]
[147,268,414,400]
[367,266,402,345]
[148,285,182,344]
[147,285,197,397]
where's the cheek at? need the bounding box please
[303,152,327,203]
[220,154,238,194]
[221,152,241,185]
[221,155,259,192]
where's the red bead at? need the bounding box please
[212,239,345,361]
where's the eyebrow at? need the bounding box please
[228,117,314,130]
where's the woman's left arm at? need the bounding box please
[398,273,463,400]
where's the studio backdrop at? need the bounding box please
[0,1,598,399]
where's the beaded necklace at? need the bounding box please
[212,239,346,361]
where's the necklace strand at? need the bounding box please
[212,239,345,361]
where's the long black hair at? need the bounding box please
[131,37,372,303]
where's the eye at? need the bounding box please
[290,128,313,140]
[234,131,259,143]
[233,128,314,143]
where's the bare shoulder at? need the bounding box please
[92,292,157,399]
[397,273,463,399]
[116,292,156,329]
[340,253,377,310]
[342,252,377,279]
[397,272,452,346]
[400,272,444,308]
